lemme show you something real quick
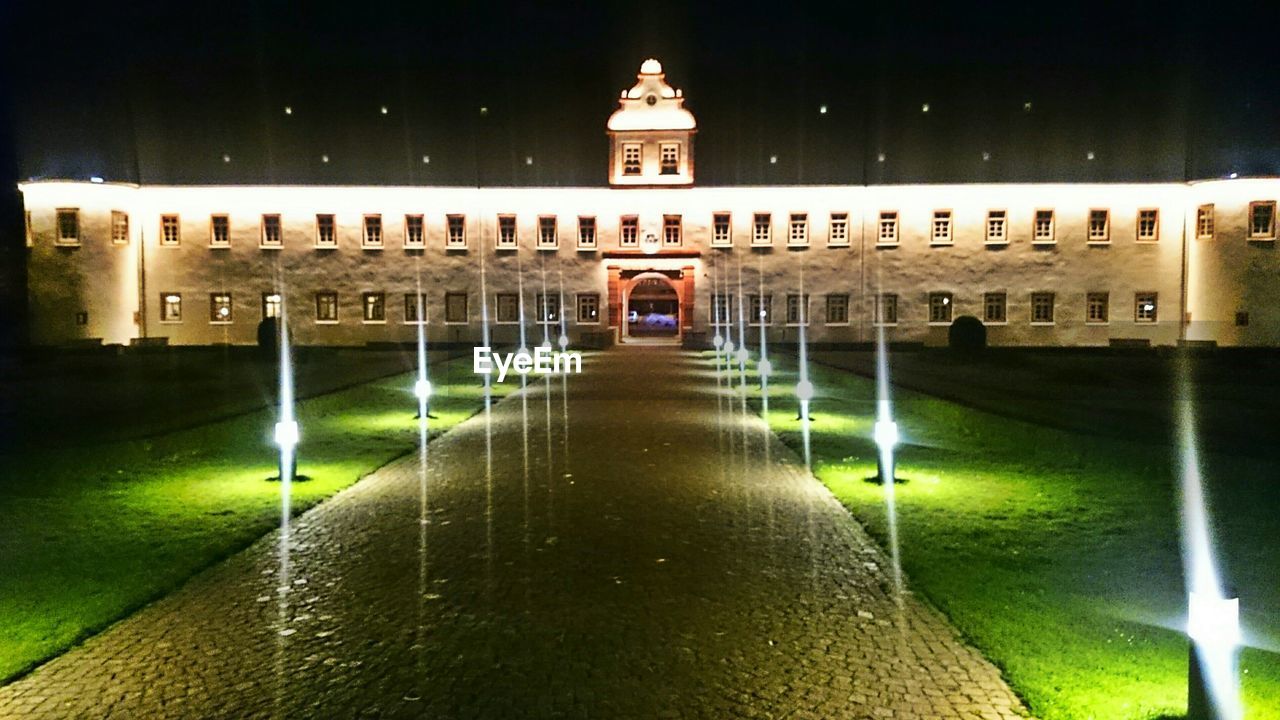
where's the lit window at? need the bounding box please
[752,213,772,245]
[577,294,600,324]
[210,215,230,247]
[1087,292,1109,324]
[1088,209,1110,242]
[111,211,129,244]
[663,215,682,246]
[444,292,468,323]
[712,213,732,246]
[829,213,849,246]
[1033,210,1055,243]
[446,215,466,248]
[789,213,808,246]
[578,216,596,249]
[984,292,1006,323]
[210,293,233,323]
[622,143,642,175]
[1249,201,1276,239]
[497,215,517,248]
[536,293,560,324]
[404,293,426,323]
[874,294,898,325]
[986,210,1006,243]
[1135,292,1158,323]
[160,293,182,322]
[362,292,385,322]
[1137,209,1159,241]
[786,294,810,325]
[825,294,849,324]
[1196,204,1215,239]
[404,215,424,248]
[160,214,180,246]
[878,211,898,244]
[363,215,383,247]
[315,292,338,322]
[495,293,520,323]
[537,216,558,249]
[659,143,680,175]
[1031,292,1055,324]
[748,294,772,326]
[316,214,336,247]
[930,211,952,244]
[928,292,953,323]
[261,214,282,247]
[620,215,639,247]
[262,293,282,319]
[712,293,733,324]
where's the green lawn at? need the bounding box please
[712,351,1280,720]
[0,354,512,683]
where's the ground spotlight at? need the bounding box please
[796,379,814,402]
[414,379,433,402]
[1187,590,1242,720]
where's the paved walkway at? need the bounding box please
[0,348,1028,719]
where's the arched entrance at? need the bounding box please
[624,273,681,342]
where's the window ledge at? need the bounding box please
[576,246,598,252]
[362,320,387,325]
[159,320,182,325]
[826,242,850,248]
[1085,321,1110,326]
[445,245,468,251]
[259,245,283,251]
[574,320,601,325]
[929,241,954,247]
[787,242,810,248]
[711,241,733,248]
[158,243,181,248]
[210,321,233,326]
[316,320,339,325]
[1031,240,1057,245]
[1030,321,1056,326]
[1087,240,1111,245]
[55,242,82,248]
[1135,239,1160,244]
[875,242,899,248]
[362,245,384,251]
[111,241,130,247]
[928,321,953,326]
[315,244,338,250]
[985,239,1009,246]
[872,323,899,328]
[785,323,811,327]
[209,244,231,250]
[404,244,425,251]
[495,245,518,252]
[823,321,851,327]
[983,321,1009,326]
[1248,236,1276,242]
[443,321,469,326]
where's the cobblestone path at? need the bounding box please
[0,348,1028,719]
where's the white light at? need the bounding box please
[921,103,930,113]
[479,106,489,115]
[165,294,181,303]
[713,334,724,349]
[557,334,569,350]
[1229,172,1238,179]
[274,420,299,449]
[222,154,231,163]
[759,309,767,319]
[525,156,533,165]
[414,379,433,401]
[982,151,991,161]
[796,380,814,402]
[90,176,104,184]
[873,419,899,449]
[818,104,828,114]
[380,105,389,115]
[422,155,430,164]
[284,106,292,115]
[758,359,772,378]
[769,155,778,164]
[1087,151,1096,161]
[877,153,886,163]
[942,297,950,305]
[724,340,735,354]
[1188,591,1241,647]
[1023,101,1032,112]
[218,307,230,317]
[266,294,281,303]
[321,154,330,163]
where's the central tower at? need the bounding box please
[607,59,696,187]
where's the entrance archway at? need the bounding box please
[624,273,681,342]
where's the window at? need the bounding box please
[785,294,810,325]
[444,292,468,323]
[160,293,182,322]
[748,294,772,326]
[620,215,639,247]
[983,292,1006,323]
[210,293,233,323]
[111,211,129,244]
[262,293,282,319]
[1031,292,1055,324]
[404,293,426,323]
[712,213,732,246]
[663,214,682,246]
[315,292,338,322]
[789,213,808,246]
[1249,201,1276,239]
[577,294,600,323]
[363,215,383,248]
[210,215,230,246]
[873,294,898,325]
[1196,204,1215,239]
[496,215,517,249]
[1088,209,1110,242]
[1235,311,1249,327]
[75,312,88,325]
[1137,209,1159,241]
[752,213,772,245]
[446,215,466,248]
[927,292,953,323]
[535,293,560,324]
[577,216,596,249]
[261,214,282,247]
[1033,210,1055,243]
[404,215,424,248]
[622,143,642,175]
[825,294,849,324]
[316,214,336,247]
[362,292,385,322]
[160,214,180,246]
[931,210,952,244]
[878,211,898,244]
[712,293,733,324]
[495,293,520,324]
[1135,293,1158,323]
[659,143,679,174]
[1086,292,1109,324]
[985,210,1007,243]
[538,216,558,248]
[829,213,849,246]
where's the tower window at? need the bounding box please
[160,214,180,246]
[363,215,383,247]
[446,215,466,248]
[1249,201,1276,239]
[578,216,597,249]
[1031,292,1055,324]
[1086,292,1109,324]
[577,293,600,324]
[874,294,898,325]
[160,293,182,322]
[828,213,849,246]
[1135,293,1158,323]
[659,143,680,174]
[984,292,1007,323]
[111,211,130,245]
[825,294,849,324]
[878,211,898,244]
[789,213,808,246]
[315,292,339,322]
[931,211,952,244]
[538,216,558,249]
[1033,210,1055,243]
[622,143,642,175]
[928,292,953,323]
[362,292,386,322]
[752,213,772,245]
[1196,204,1215,239]
[712,213,732,246]
[986,210,1007,243]
[210,293,233,323]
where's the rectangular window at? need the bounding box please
[712,213,732,246]
[111,211,129,244]
[712,293,733,324]
[828,212,849,246]
[874,294,898,326]
[785,294,810,325]
[363,215,383,248]
[160,293,182,322]
[663,214,682,246]
[1086,292,1109,324]
[659,143,679,174]
[622,143,642,175]
[1135,292,1158,323]
[210,293,233,323]
[752,213,771,245]
[262,293,282,319]
[983,292,1007,323]
[928,292,953,323]
[315,292,338,322]
[535,293,560,324]
[444,292,468,323]
[1196,204,1215,239]
[788,213,808,246]
[1137,209,1159,241]
[496,214,517,249]
[931,210,953,244]
[495,293,520,324]
[160,213,180,246]
[748,294,772,326]
[1249,201,1276,239]
[210,215,230,247]
[404,293,426,323]
[878,211,898,244]
[1088,209,1110,242]
[316,214,336,247]
[538,215,558,249]
[577,216,596,249]
[577,293,600,323]
[1033,210,1055,243]
[404,214,424,248]
[446,215,466,248]
[825,294,849,325]
[985,210,1007,243]
[362,292,385,322]
[261,214,282,247]
[1031,292,1055,324]
[620,215,639,247]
